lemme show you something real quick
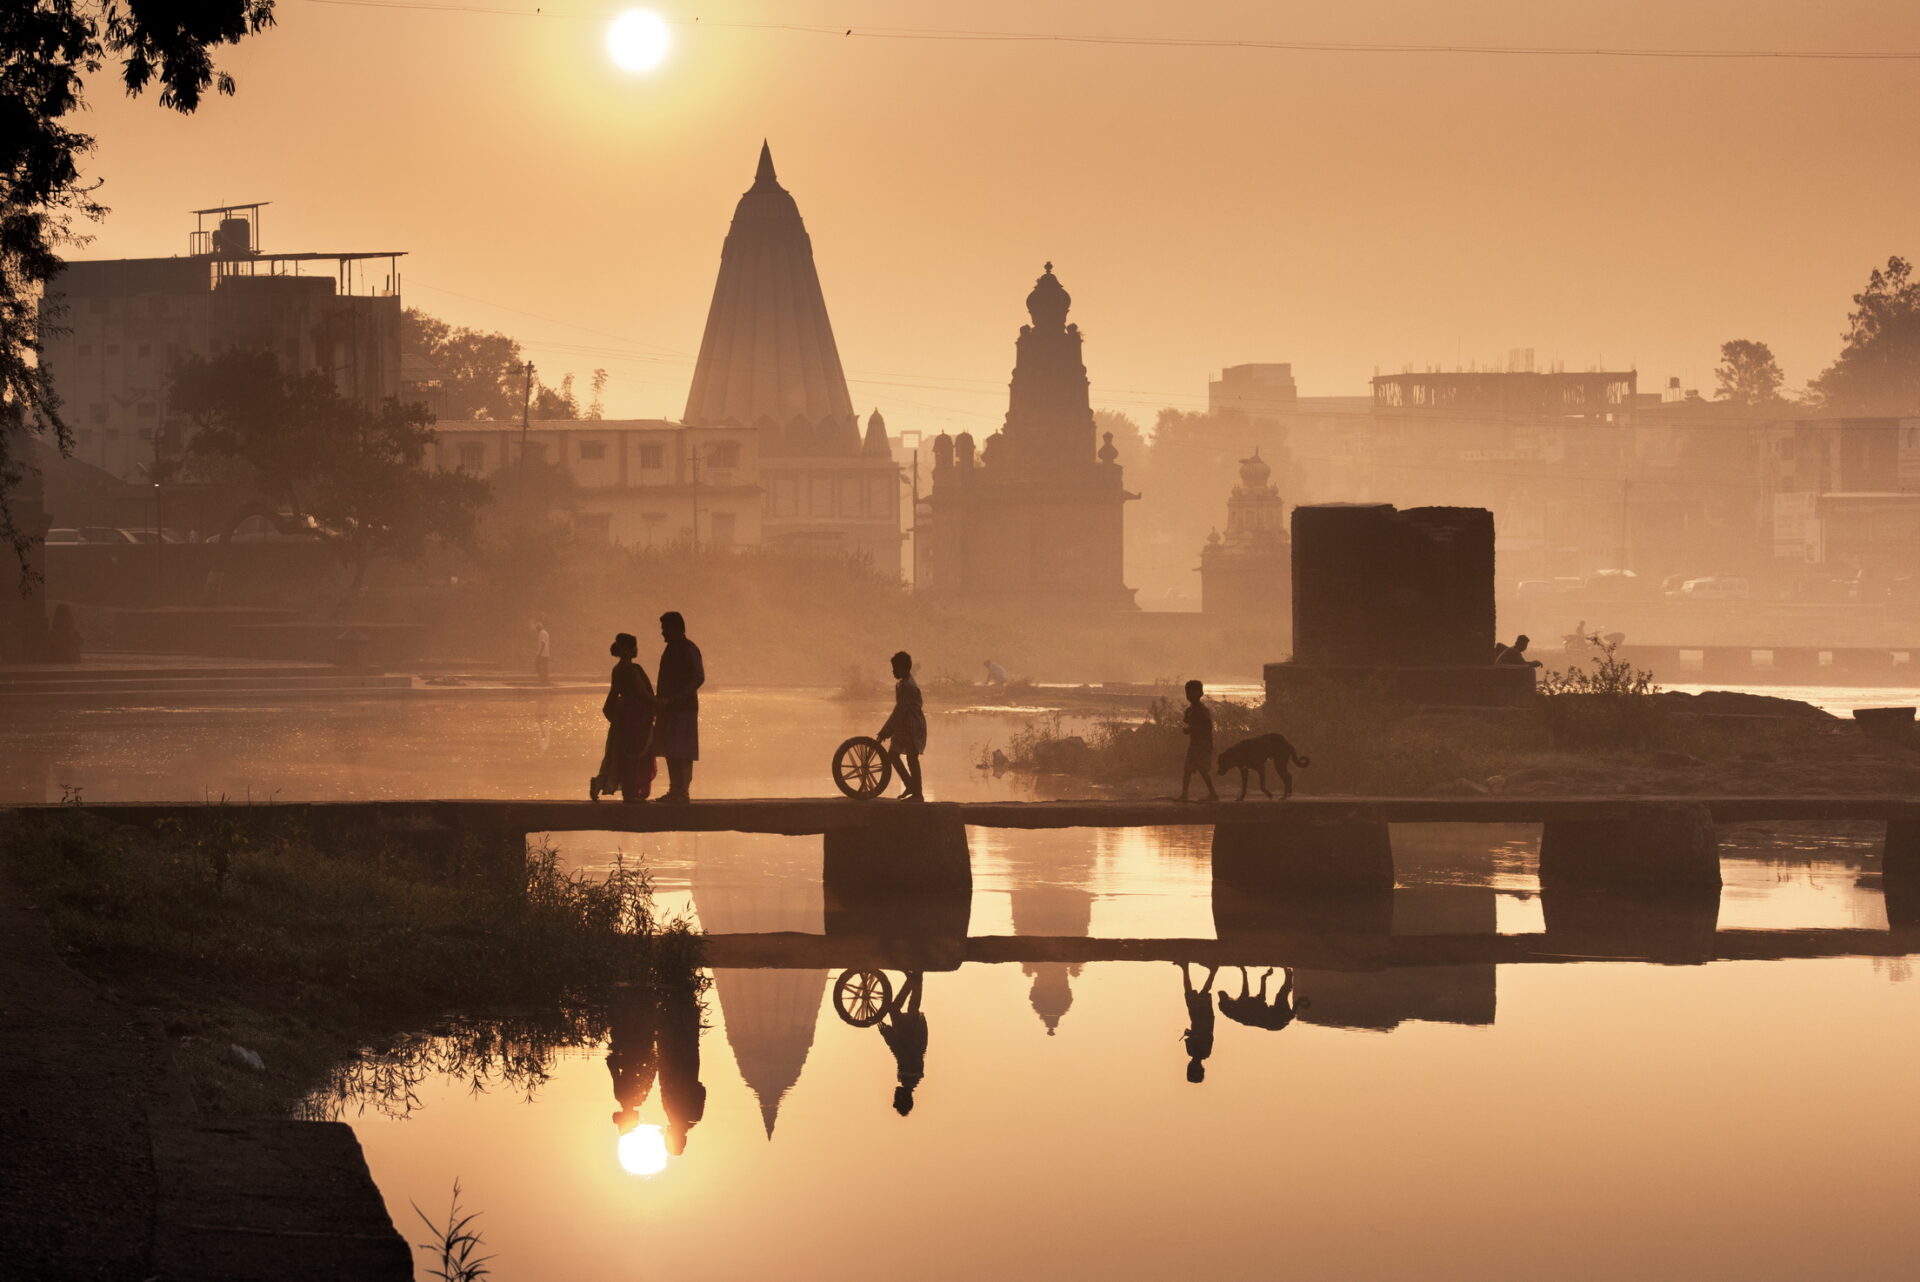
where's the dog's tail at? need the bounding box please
[1292,751,1311,767]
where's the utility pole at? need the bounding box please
[686,437,702,552]
[518,361,534,464]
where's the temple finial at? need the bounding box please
[756,140,776,183]
[1044,260,1053,273]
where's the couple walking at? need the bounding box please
[590,611,703,804]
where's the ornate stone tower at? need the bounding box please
[921,264,1135,608]
[684,144,901,571]
[1199,448,1290,621]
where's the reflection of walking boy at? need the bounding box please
[1177,963,1217,1083]
[1178,679,1218,803]
[878,973,927,1115]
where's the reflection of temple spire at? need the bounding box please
[691,843,828,1140]
[1009,879,1093,1036]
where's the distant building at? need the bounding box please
[682,146,902,573]
[1199,449,1290,620]
[40,203,404,481]
[920,264,1136,609]
[432,419,761,549]
[1210,363,1298,421]
[1371,369,1637,415]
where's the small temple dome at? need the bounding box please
[862,409,891,457]
[1025,261,1071,331]
[1098,431,1119,464]
[1238,447,1271,488]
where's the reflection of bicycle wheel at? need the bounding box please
[833,969,895,1027]
[833,736,894,799]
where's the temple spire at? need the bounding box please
[756,139,776,183]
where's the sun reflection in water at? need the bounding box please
[617,1124,669,1176]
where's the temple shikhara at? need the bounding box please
[683,144,902,571]
[920,264,1136,609]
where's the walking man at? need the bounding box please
[654,611,704,803]
[532,619,551,684]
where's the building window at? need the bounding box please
[137,343,151,359]
[521,442,547,464]
[135,402,157,418]
[578,440,606,461]
[458,442,485,471]
[706,441,741,470]
[637,443,665,469]
[78,344,93,357]
[90,403,107,424]
[137,428,154,442]
[710,512,737,548]
[868,478,891,516]
[773,477,797,517]
[838,477,860,514]
[810,478,833,516]
[105,344,121,356]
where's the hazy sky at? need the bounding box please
[71,0,1920,432]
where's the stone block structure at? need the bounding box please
[1266,502,1534,707]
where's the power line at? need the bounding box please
[294,1,1920,62]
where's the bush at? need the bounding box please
[1532,637,1668,751]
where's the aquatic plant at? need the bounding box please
[414,1179,494,1282]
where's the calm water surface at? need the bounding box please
[9,691,1919,1278]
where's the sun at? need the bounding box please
[607,9,671,74]
[617,1124,669,1176]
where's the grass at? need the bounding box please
[2,806,701,1117]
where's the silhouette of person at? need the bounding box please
[1217,967,1305,1032]
[877,972,927,1115]
[657,983,707,1156]
[983,658,1009,687]
[591,632,656,803]
[654,612,705,803]
[1177,962,1217,1083]
[607,983,659,1136]
[1178,680,1218,803]
[532,619,551,684]
[876,650,926,801]
[1494,634,1543,668]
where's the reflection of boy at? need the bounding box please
[1178,679,1218,803]
[1178,963,1217,1083]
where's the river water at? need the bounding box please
[6,689,1919,1279]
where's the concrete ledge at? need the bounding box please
[1211,804,1394,891]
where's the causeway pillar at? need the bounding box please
[822,807,971,938]
[1540,886,1721,964]
[1211,805,1394,893]
[1537,802,1720,891]
[1882,819,1920,930]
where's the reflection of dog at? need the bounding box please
[1216,734,1311,800]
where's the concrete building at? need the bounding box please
[921,265,1136,609]
[40,203,403,481]
[432,419,762,549]
[682,146,902,572]
[1209,363,1298,421]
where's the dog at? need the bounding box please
[1216,733,1310,801]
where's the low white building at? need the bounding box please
[433,418,763,549]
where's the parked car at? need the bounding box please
[44,527,84,545]
[123,528,183,544]
[77,526,137,545]
[1670,576,1750,601]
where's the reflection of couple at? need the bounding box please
[1177,963,1302,1083]
[607,983,706,1155]
[590,612,704,804]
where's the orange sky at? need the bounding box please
[69,0,1920,432]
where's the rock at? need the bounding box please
[1649,751,1704,769]
[1030,736,1090,774]
[1656,690,1834,719]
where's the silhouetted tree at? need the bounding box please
[402,307,581,421]
[172,349,488,610]
[1812,256,1920,414]
[1713,339,1785,406]
[1,0,275,582]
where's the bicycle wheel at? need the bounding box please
[833,969,895,1027]
[833,736,894,799]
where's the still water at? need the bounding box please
[8,691,1919,1278]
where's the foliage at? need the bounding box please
[1,0,274,584]
[173,348,489,607]
[1712,339,1786,406]
[1812,255,1920,414]
[1535,635,1659,697]
[414,1180,494,1282]
[2,809,698,1116]
[402,307,583,421]
[1533,635,1666,750]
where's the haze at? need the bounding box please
[70,0,1920,430]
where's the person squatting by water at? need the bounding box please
[655,612,705,803]
[876,650,926,801]
[1178,679,1219,803]
[878,971,928,1115]
[591,632,656,803]
[1178,963,1217,1083]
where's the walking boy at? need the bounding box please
[1178,678,1218,803]
[876,650,926,801]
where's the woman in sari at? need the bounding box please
[590,632,656,802]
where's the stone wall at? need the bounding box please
[1290,503,1495,667]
